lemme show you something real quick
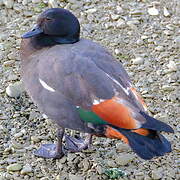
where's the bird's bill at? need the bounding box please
[22,25,43,38]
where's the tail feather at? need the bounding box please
[106,126,172,160]
[140,111,174,133]
[119,129,172,159]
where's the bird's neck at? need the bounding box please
[31,33,79,48]
[30,35,60,49]
[20,34,79,58]
[20,34,79,59]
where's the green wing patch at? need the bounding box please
[77,107,107,125]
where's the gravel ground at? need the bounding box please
[0,0,180,179]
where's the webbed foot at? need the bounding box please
[34,144,64,159]
[65,134,92,152]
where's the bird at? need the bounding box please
[20,8,174,160]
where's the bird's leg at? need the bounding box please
[55,127,65,157]
[65,133,93,152]
[34,127,65,159]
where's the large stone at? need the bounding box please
[6,81,25,98]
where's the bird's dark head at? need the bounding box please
[22,8,80,47]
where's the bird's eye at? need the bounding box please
[45,17,52,21]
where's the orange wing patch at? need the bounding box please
[130,87,147,111]
[92,97,139,129]
[105,126,129,144]
[132,128,150,136]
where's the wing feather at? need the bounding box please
[38,39,147,129]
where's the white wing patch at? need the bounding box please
[93,100,100,105]
[105,73,129,95]
[93,99,105,105]
[39,78,55,92]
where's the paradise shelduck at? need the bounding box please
[20,8,174,159]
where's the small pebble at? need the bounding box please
[85,8,97,14]
[111,14,120,20]
[151,170,163,180]
[6,159,17,164]
[14,132,23,138]
[116,6,124,14]
[148,7,159,16]
[11,140,24,149]
[167,60,177,72]
[3,0,14,9]
[42,114,48,119]
[8,74,18,81]
[67,153,76,162]
[48,0,58,8]
[82,160,90,171]
[40,177,49,180]
[96,165,104,175]
[174,36,180,46]
[0,0,3,6]
[68,0,77,4]
[31,0,41,3]
[144,175,152,180]
[116,154,135,166]
[4,147,12,153]
[69,174,84,180]
[20,164,32,175]
[116,19,126,28]
[3,60,14,67]
[22,0,28,6]
[132,57,144,65]
[7,163,22,172]
[114,49,120,55]
[130,10,143,16]
[163,7,170,17]
[163,30,173,35]
[141,35,148,40]
[155,46,164,51]
[135,171,144,179]
[59,156,67,164]
[107,160,116,168]
[166,24,174,30]
[116,143,129,152]
[56,175,61,180]
[162,85,174,91]
[31,136,41,143]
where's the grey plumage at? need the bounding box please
[21,38,146,132]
